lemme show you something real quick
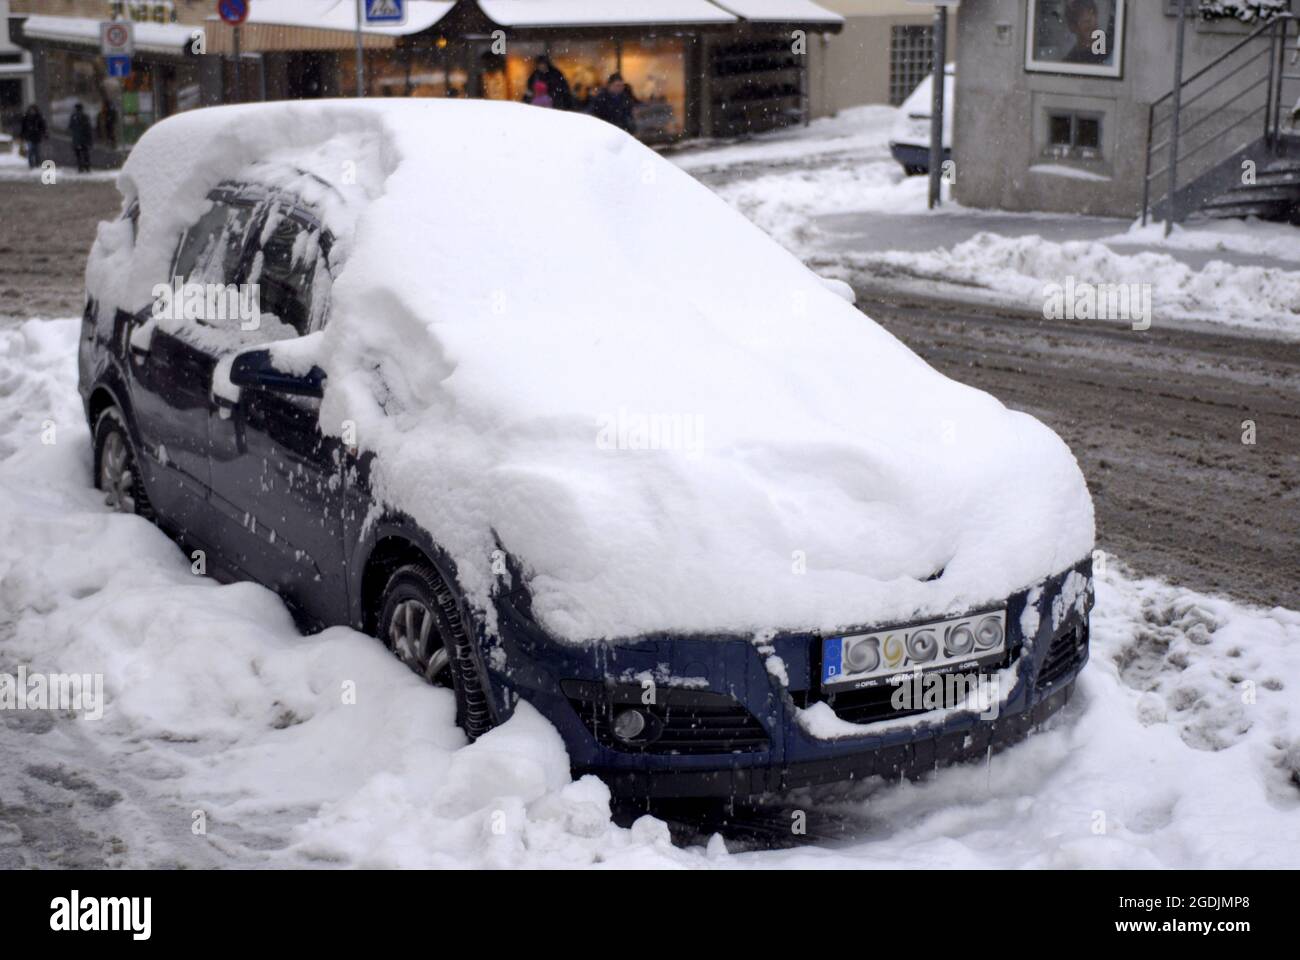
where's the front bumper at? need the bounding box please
[890,141,952,173]
[486,557,1094,799]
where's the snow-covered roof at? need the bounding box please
[476,0,737,27]
[239,0,455,35]
[18,15,200,56]
[709,0,843,24]
[89,100,1093,643]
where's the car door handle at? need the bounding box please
[213,393,248,454]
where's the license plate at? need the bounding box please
[821,608,1007,691]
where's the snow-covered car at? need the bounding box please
[79,100,1094,799]
[890,65,954,176]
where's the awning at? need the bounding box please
[242,0,455,36]
[17,14,201,57]
[708,0,843,24]
[476,1,738,28]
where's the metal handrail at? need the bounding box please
[1173,104,1267,166]
[1149,106,1268,183]
[1149,12,1293,109]
[1167,45,1272,114]
[1171,72,1273,143]
[1142,12,1297,225]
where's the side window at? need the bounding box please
[172,199,255,286]
[247,205,327,339]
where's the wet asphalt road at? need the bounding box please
[851,283,1300,610]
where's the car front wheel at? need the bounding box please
[93,407,153,519]
[378,563,493,740]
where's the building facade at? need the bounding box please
[952,0,1300,218]
[0,0,33,136]
[810,0,957,117]
[10,0,845,166]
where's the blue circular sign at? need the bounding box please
[218,0,249,26]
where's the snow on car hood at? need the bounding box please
[89,100,1094,643]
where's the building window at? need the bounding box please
[1025,0,1126,79]
[1046,110,1103,159]
[889,25,934,106]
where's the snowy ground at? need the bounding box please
[2,317,1297,868]
[0,150,119,183]
[676,108,1300,339]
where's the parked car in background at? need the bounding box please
[890,64,955,176]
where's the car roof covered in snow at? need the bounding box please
[87,99,1093,643]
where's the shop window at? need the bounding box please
[341,49,468,99]
[1046,110,1103,159]
[492,41,618,108]
[890,25,934,106]
[620,38,687,141]
[709,39,805,137]
[46,50,104,133]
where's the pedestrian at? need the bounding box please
[530,80,553,109]
[69,103,93,173]
[588,73,636,135]
[525,55,573,110]
[20,104,46,168]
[100,97,118,150]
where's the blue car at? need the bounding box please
[890,66,955,176]
[80,101,1093,801]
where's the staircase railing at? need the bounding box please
[1141,10,1299,226]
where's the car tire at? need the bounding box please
[93,406,154,520]
[378,563,493,740]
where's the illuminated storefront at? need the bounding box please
[10,0,841,161]
[12,9,201,158]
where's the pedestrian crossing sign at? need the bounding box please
[364,0,406,24]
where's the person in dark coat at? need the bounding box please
[525,55,573,110]
[588,73,637,135]
[68,103,93,173]
[100,97,118,149]
[20,105,46,168]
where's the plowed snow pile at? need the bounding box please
[86,100,1093,643]
[1,318,1297,868]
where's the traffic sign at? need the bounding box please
[364,0,406,25]
[100,20,134,57]
[106,55,132,78]
[218,0,250,27]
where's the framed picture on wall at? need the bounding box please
[1025,0,1126,78]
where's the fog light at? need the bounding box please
[612,708,647,742]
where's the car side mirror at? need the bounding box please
[228,349,325,398]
